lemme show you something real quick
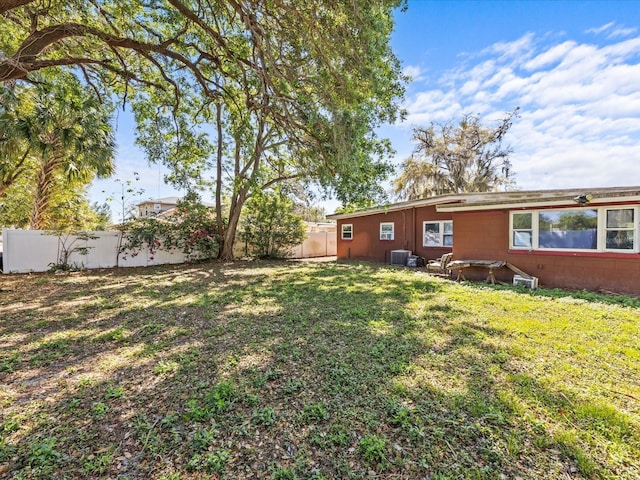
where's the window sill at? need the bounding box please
[508,249,639,258]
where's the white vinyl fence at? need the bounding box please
[2,228,337,274]
[289,230,337,258]
[1,229,187,274]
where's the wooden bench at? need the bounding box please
[447,260,507,284]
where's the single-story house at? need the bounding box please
[327,186,640,296]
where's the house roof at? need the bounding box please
[137,197,181,206]
[137,197,216,208]
[326,186,640,220]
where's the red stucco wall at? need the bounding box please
[452,209,640,296]
[336,205,452,263]
[336,203,640,296]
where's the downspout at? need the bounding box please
[412,207,416,253]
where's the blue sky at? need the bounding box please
[90,1,640,217]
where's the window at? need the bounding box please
[538,209,597,250]
[512,213,533,248]
[510,207,639,252]
[341,224,353,240]
[380,222,394,240]
[423,221,453,247]
[153,203,162,210]
[606,208,635,250]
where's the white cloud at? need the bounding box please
[586,22,615,35]
[608,26,638,38]
[395,30,640,190]
[586,21,637,39]
[403,65,425,81]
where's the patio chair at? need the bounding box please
[426,252,453,276]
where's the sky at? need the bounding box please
[89,0,640,218]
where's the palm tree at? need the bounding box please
[0,86,34,198]
[27,79,115,229]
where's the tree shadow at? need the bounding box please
[1,260,637,479]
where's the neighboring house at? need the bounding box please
[137,197,182,218]
[327,186,640,296]
[137,197,215,219]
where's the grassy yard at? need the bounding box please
[0,260,639,480]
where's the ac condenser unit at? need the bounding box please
[513,275,539,289]
[390,249,411,266]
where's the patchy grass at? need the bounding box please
[0,260,639,479]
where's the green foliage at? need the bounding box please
[252,407,277,426]
[0,74,115,230]
[119,194,218,262]
[240,191,307,259]
[358,434,388,466]
[46,230,99,271]
[26,437,62,473]
[2,0,406,259]
[6,261,639,478]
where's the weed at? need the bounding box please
[205,380,237,414]
[94,326,129,343]
[92,402,109,418]
[184,399,209,422]
[204,449,230,474]
[191,427,216,453]
[302,402,329,423]
[27,437,61,471]
[271,466,298,479]
[283,379,305,395]
[358,434,387,467]
[82,448,114,474]
[104,385,124,400]
[0,353,21,372]
[253,407,276,426]
[155,360,179,375]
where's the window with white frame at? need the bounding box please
[605,208,635,250]
[341,223,353,240]
[509,207,639,252]
[423,221,453,247]
[380,222,394,240]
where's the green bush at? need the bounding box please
[240,190,306,259]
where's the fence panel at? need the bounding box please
[2,227,335,274]
[1,229,187,273]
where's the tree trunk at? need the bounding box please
[30,152,61,230]
[217,193,246,261]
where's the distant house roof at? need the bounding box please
[137,197,216,208]
[327,186,640,220]
[137,197,181,206]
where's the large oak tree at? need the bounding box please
[2,0,407,258]
[394,109,519,200]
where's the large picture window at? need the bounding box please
[538,209,597,250]
[510,207,639,252]
[380,222,394,241]
[423,221,453,247]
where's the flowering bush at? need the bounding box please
[119,194,219,263]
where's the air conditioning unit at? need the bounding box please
[390,249,411,266]
[513,274,538,289]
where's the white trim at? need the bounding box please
[379,222,394,241]
[509,206,639,253]
[438,195,640,212]
[341,223,353,240]
[423,220,453,247]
